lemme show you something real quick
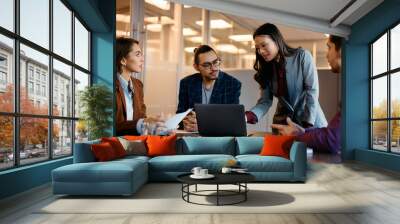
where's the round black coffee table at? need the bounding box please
[177,173,255,206]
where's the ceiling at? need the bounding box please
[222,15,328,41]
[226,0,353,24]
[172,0,384,37]
[117,0,384,37]
[115,0,384,68]
[116,0,332,62]
[116,1,329,40]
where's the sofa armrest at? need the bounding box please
[289,141,307,181]
[73,140,100,163]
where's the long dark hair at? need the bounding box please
[253,23,298,89]
[116,37,139,74]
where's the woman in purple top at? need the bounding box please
[271,35,343,154]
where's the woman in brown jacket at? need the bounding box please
[116,37,163,135]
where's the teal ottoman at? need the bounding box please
[52,156,148,196]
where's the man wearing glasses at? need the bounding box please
[177,45,242,132]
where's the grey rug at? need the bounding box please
[38,183,362,214]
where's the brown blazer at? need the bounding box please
[116,76,146,136]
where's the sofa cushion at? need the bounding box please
[101,137,127,158]
[260,135,295,159]
[74,140,101,163]
[115,155,150,163]
[118,137,147,156]
[148,154,235,172]
[179,137,235,155]
[91,142,118,161]
[53,158,147,183]
[124,135,148,141]
[236,137,263,155]
[236,155,293,172]
[52,157,149,195]
[147,135,177,157]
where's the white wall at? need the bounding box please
[317,69,341,121]
[143,61,178,117]
[226,69,276,133]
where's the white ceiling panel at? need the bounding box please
[172,0,384,37]
[225,0,352,21]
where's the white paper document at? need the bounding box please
[165,108,192,130]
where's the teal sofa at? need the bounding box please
[52,137,306,196]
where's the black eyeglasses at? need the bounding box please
[199,58,222,70]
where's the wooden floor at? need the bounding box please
[1,154,400,224]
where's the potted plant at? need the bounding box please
[79,84,113,140]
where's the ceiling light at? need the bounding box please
[242,54,256,60]
[184,47,196,53]
[183,28,198,36]
[216,44,238,53]
[184,5,192,8]
[145,0,170,10]
[160,16,174,24]
[116,30,130,37]
[146,24,162,32]
[146,47,158,53]
[186,36,218,43]
[229,34,253,42]
[216,44,247,54]
[116,14,130,23]
[144,16,174,25]
[146,39,159,44]
[195,19,232,29]
[144,16,159,24]
[186,36,202,43]
[238,48,247,54]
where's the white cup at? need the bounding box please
[191,167,202,176]
[221,167,232,174]
[199,169,208,176]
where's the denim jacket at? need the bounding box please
[250,48,327,128]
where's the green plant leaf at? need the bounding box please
[79,84,113,140]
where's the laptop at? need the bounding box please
[194,104,247,137]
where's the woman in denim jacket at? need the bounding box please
[246,23,327,131]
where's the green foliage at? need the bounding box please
[79,84,113,140]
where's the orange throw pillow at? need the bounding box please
[101,137,126,158]
[259,134,295,159]
[124,135,148,141]
[146,135,177,157]
[91,142,117,161]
